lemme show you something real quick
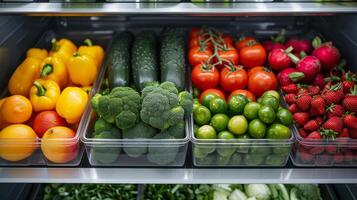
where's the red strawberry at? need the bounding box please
[293,112,310,126]
[316,154,331,165]
[299,148,314,163]
[333,153,344,163]
[322,117,343,134]
[298,128,308,138]
[306,131,322,139]
[284,94,296,104]
[315,117,324,125]
[303,119,320,132]
[288,103,300,113]
[343,113,357,129]
[309,96,325,116]
[309,146,325,155]
[351,128,357,139]
[297,86,309,95]
[296,94,312,111]
[344,150,354,162]
[282,84,298,94]
[325,145,337,154]
[308,85,320,95]
[342,71,356,94]
[342,86,357,113]
[322,83,344,105]
[326,104,345,118]
[337,128,350,138]
[312,73,325,89]
[343,81,354,94]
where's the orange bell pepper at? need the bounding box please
[26,48,48,60]
[39,57,68,88]
[8,57,42,97]
[29,79,60,112]
[49,38,77,65]
[78,39,104,69]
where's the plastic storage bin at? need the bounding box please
[0,30,112,166]
[291,126,357,167]
[106,0,180,2]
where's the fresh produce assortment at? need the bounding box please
[89,28,193,166]
[0,37,105,164]
[189,27,293,166]
[42,183,322,200]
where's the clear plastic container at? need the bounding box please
[291,126,357,167]
[106,0,181,2]
[0,30,112,166]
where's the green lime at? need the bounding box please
[257,97,263,104]
[196,125,216,139]
[194,105,211,125]
[248,119,267,139]
[210,114,229,132]
[261,96,280,111]
[258,105,276,124]
[236,134,251,139]
[193,98,200,112]
[228,94,249,115]
[218,131,235,139]
[228,115,248,135]
[201,93,217,108]
[266,124,291,139]
[209,97,228,114]
[262,90,280,101]
[243,102,261,120]
[276,108,293,126]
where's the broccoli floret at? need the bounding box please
[93,118,113,136]
[91,93,101,112]
[160,81,178,95]
[140,82,185,130]
[91,131,121,164]
[160,120,185,139]
[122,122,157,158]
[147,132,179,165]
[94,87,141,130]
[178,91,193,117]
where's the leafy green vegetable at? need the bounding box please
[245,184,271,200]
[288,184,321,200]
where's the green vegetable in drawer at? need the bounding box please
[160,27,185,91]
[92,130,121,164]
[107,31,133,88]
[131,31,158,91]
[147,132,179,165]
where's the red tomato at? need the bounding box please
[217,48,239,65]
[220,66,248,92]
[199,89,226,103]
[189,28,202,41]
[228,90,256,102]
[191,64,220,91]
[222,34,234,47]
[239,41,267,69]
[33,111,67,138]
[248,67,277,97]
[248,66,265,77]
[235,37,257,51]
[189,35,212,49]
[188,46,213,67]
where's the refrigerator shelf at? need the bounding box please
[0,2,356,15]
[1,166,357,184]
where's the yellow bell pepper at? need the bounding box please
[78,39,105,69]
[8,57,42,97]
[68,52,98,86]
[29,79,60,112]
[56,87,88,124]
[81,86,92,95]
[26,48,48,60]
[49,38,77,65]
[39,57,68,89]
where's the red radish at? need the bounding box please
[285,38,312,54]
[268,46,293,71]
[312,37,341,73]
[312,74,325,89]
[277,67,302,86]
[288,54,321,82]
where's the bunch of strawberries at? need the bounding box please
[282,69,357,140]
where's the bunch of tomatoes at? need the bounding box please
[189,27,278,100]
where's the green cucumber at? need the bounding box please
[160,27,186,91]
[107,31,133,88]
[131,31,158,91]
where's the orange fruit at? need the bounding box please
[0,124,38,161]
[41,126,78,164]
[1,95,32,124]
[0,97,10,129]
